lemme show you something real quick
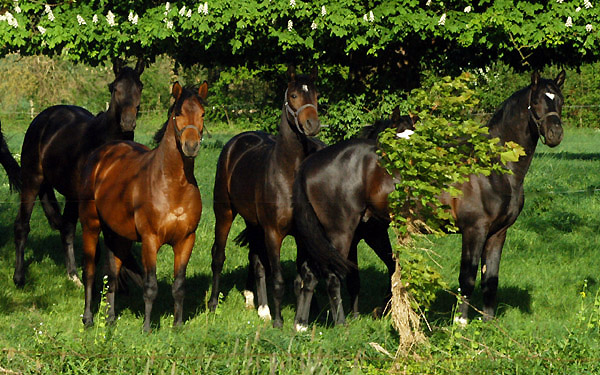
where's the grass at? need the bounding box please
[0,114,599,373]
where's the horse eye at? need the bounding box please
[291,94,297,99]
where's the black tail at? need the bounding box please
[292,173,355,278]
[0,121,21,193]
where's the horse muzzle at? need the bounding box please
[301,117,321,137]
[182,139,201,158]
[120,116,137,132]
[543,122,564,148]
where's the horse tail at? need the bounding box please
[234,226,264,249]
[0,121,21,193]
[293,172,356,279]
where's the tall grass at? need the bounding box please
[0,119,600,372]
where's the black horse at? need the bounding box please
[208,67,321,327]
[13,58,144,287]
[0,120,21,192]
[292,71,565,329]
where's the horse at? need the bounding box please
[292,71,565,329]
[13,58,144,287]
[208,67,321,328]
[0,120,21,192]
[78,82,206,331]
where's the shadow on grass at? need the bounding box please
[427,284,533,325]
[536,151,600,161]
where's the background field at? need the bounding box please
[0,109,599,373]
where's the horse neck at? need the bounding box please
[274,105,309,169]
[488,88,537,182]
[154,122,197,186]
[99,97,125,138]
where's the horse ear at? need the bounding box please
[198,81,208,99]
[310,66,318,81]
[555,70,566,87]
[287,66,296,81]
[135,57,145,75]
[531,71,540,88]
[172,82,183,100]
[112,58,124,76]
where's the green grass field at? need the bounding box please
[0,114,599,374]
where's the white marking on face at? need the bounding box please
[545,92,555,100]
[302,84,309,92]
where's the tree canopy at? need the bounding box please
[0,1,597,89]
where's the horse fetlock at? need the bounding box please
[69,274,83,287]
[243,290,255,309]
[257,304,271,321]
[294,322,308,332]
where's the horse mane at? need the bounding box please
[153,85,207,145]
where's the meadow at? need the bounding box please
[0,112,599,374]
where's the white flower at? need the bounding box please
[179,5,186,16]
[586,23,593,31]
[321,5,327,16]
[556,0,563,3]
[396,129,414,139]
[14,4,21,14]
[166,2,170,11]
[426,0,432,5]
[166,20,173,29]
[369,10,374,22]
[363,13,368,21]
[438,13,446,26]
[106,10,117,26]
[311,21,317,30]
[576,6,582,11]
[45,5,55,22]
[464,6,472,13]
[198,2,208,15]
[77,15,86,25]
[4,12,18,28]
[37,25,46,34]
[128,11,139,24]
[93,14,98,24]
[585,0,593,9]
[287,19,293,31]
[186,9,192,17]
[566,16,573,27]
[290,0,296,8]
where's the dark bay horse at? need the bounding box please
[0,120,21,192]
[13,59,144,287]
[292,71,565,329]
[79,82,206,331]
[208,67,321,327]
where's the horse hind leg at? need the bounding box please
[457,224,487,325]
[293,260,318,332]
[103,227,133,323]
[361,221,395,316]
[326,272,345,326]
[346,237,360,318]
[208,200,235,312]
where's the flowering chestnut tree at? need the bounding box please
[0,0,599,74]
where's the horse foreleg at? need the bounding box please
[346,237,360,318]
[326,272,345,326]
[13,184,39,287]
[208,205,234,312]
[294,261,318,332]
[79,201,101,327]
[141,239,159,332]
[362,221,395,316]
[457,224,487,324]
[249,250,271,321]
[481,228,507,321]
[172,235,194,327]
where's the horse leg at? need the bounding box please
[293,260,318,332]
[102,228,132,324]
[13,177,42,287]
[249,248,271,321]
[172,234,195,327]
[60,200,81,286]
[141,238,160,332]
[79,200,101,327]
[326,272,345,326]
[362,221,395,316]
[346,237,360,318]
[265,230,285,328]
[457,224,487,324]
[244,251,256,309]
[208,203,235,312]
[480,228,507,321]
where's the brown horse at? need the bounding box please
[78,82,206,331]
[292,71,565,328]
[208,67,321,327]
[13,59,144,287]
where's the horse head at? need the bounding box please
[284,66,320,137]
[528,70,566,147]
[109,57,145,132]
[170,81,208,158]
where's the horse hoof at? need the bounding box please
[82,316,94,328]
[294,323,308,332]
[272,319,283,328]
[243,290,255,309]
[69,274,83,288]
[257,305,271,321]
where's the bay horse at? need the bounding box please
[79,82,206,331]
[13,58,144,287]
[208,67,321,327]
[292,71,565,329]
[0,120,21,192]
